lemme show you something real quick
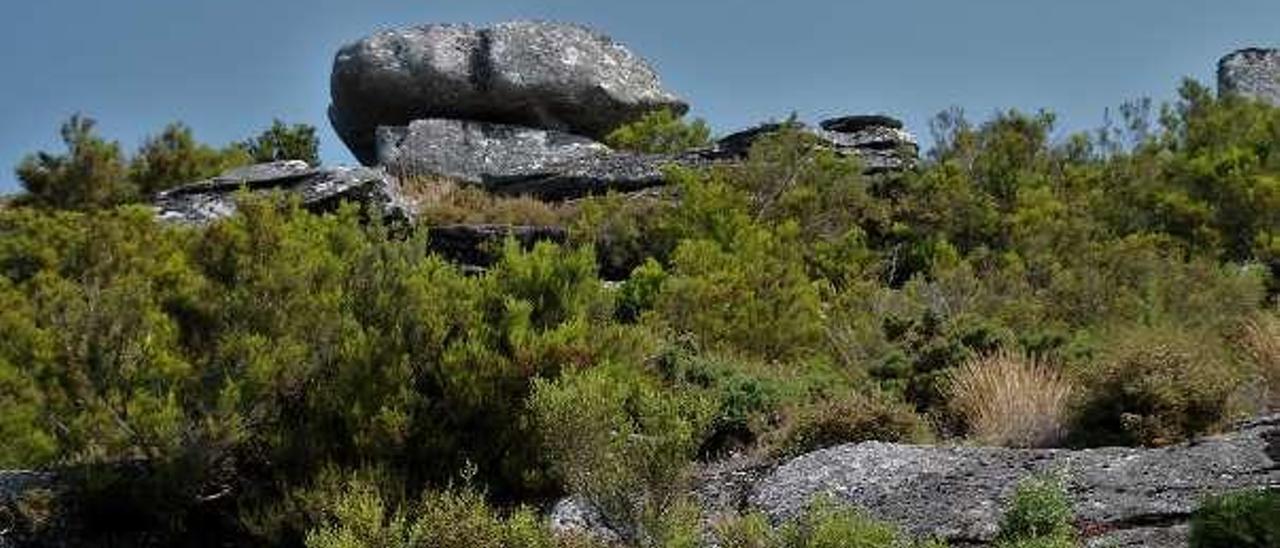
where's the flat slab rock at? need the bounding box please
[152,161,413,224]
[378,118,705,200]
[737,415,1280,547]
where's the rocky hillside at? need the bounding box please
[2,18,1279,548]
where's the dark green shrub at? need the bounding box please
[130,122,251,194]
[16,114,134,210]
[238,119,321,166]
[1189,489,1280,548]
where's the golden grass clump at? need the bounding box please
[399,175,574,227]
[948,349,1074,448]
[1240,314,1280,409]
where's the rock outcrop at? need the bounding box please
[1218,48,1280,105]
[734,415,1280,547]
[704,116,918,172]
[376,118,693,199]
[153,161,413,224]
[330,21,687,165]
[555,415,1280,547]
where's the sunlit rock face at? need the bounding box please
[1218,48,1280,105]
[329,21,688,165]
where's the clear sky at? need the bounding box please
[2,1,1277,192]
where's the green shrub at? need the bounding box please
[16,114,134,210]
[1189,489,1280,548]
[1071,325,1247,446]
[994,475,1075,548]
[605,109,711,154]
[129,122,251,195]
[715,502,945,548]
[303,473,576,548]
[239,119,321,166]
[530,363,713,541]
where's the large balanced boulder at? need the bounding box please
[1218,48,1280,105]
[330,21,688,165]
[153,161,413,224]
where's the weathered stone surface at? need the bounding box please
[549,496,624,544]
[738,415,1280,547]
[377,118,609,183]
[330,21,687,164]
[427,223,567,267]
[153,161,413,224]
[378,118,697,200]
[1219,48,1280,105]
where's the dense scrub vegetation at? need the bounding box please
[1,78,1278,546]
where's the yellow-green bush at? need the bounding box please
[1071,325,1248,447]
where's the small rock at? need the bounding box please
[549,496,623,544]
[1218,48,1280,105]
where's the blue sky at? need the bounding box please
[2,1,1277,192]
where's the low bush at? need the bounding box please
[947,350,1073,448]
[530,363,713,541]
[715,498,941,548]
[773,392,932,458]
[994,474,1075,548]
[605,109,712,154]
[1071,325,1247,447]
[303,473,587,548]
[1188,489,1280,548]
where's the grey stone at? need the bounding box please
[705,118,918,172]
[152,161,413,224]
[330,21,687,165]
[376,118,608,183]
[1219,48,1280,105]
[730,415,1280,547]
[377,118,695,200]
[549,496,623,544]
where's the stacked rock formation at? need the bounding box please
[1218,48,1280,105]
[148,20,920,270]
[329,21,689,166]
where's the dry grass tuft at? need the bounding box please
[1240,314,1280,409]
[399,176,575,226]
[948,349,1074,448]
